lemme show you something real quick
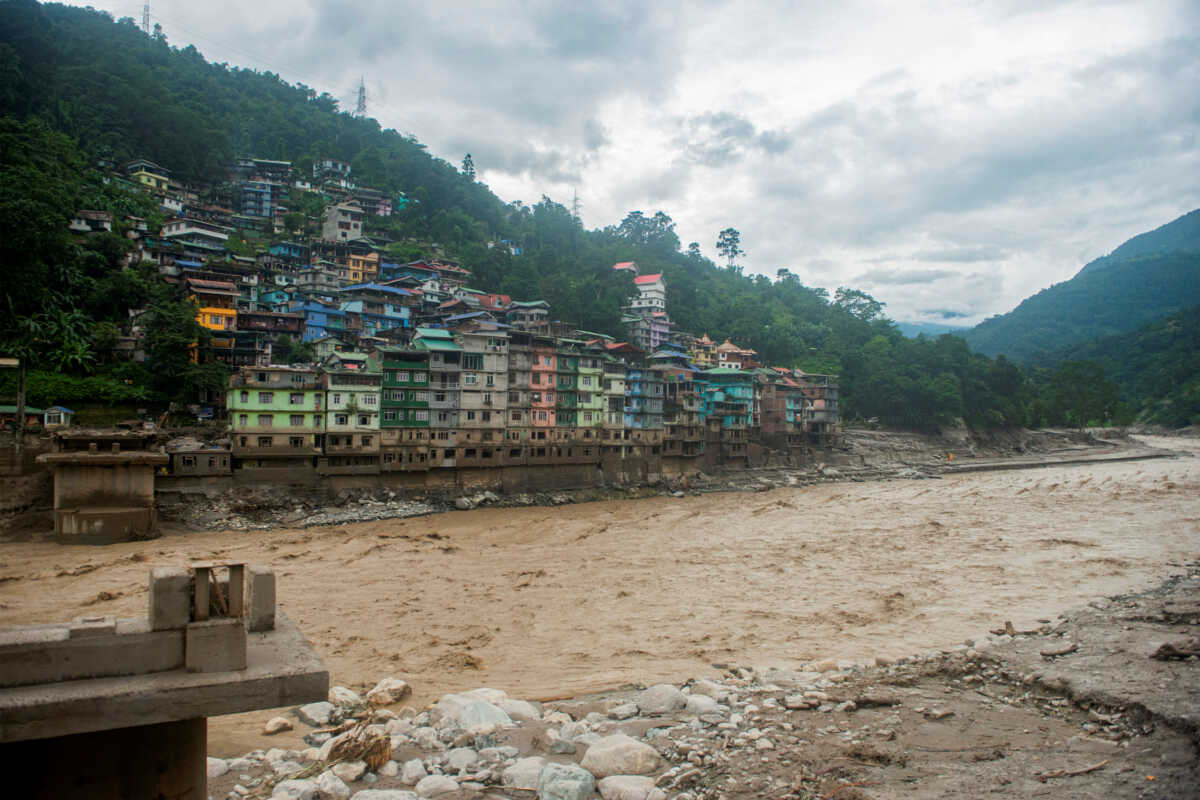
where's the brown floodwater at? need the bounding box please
[1,436,1197,756]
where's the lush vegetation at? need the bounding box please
[964,208,1200,362]
[0,1,1185,431]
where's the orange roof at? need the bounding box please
[633,273,663,285]
[612,261,638,271]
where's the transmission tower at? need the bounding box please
[571,187,581,221]
[354,78,367,118]
[142,2,150,34]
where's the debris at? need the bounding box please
[1150,638,1200,660]
[1036,759,1110,782]
[1040,642,1079,658]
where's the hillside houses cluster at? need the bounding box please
[73,157,838,477]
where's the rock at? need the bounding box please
[271,779,319,800]
[598,775,668,800]
[445,746,479,772]
[367,677,413,707]
[783,695,810,710]
[637,684,686,714]
[536,762,596,800]
[580,733,661,778]
[273,760,304,777]
[378,760,399,777]
[264,716,294,735]
[496,698,542,722]
[401,758,428,784]
[458,699,512,729]
[317,770,352,800]
[548,732,577,754]
[298,701,337,727]
[684,695,718,715]
[414,774,459,797]
[482,491,500,503]
[688,679,728,700]
[811,660,839,673]
[608,702,639,720]
[348,792,420,800]
[332,760,368,783]
[319,732,352,761]
[502,756,547,789]
[454,497,475,510]
[834,700,857,713]
[330,686,365,709]
[207,757,229,779]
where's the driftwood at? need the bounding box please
[990,620,1043,636]
[1040,641,1079,658]
[1036,759,1109,782]
[1150,638,1200,660]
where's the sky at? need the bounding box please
[69,0,1200,324]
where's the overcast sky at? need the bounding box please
[72,0,1199,324]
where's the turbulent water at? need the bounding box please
[1,436,1197,755]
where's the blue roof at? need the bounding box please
[444,311,490,322]
[342,283,412,296]
[176,259,204,267]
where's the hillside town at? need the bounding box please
[69,156,839,478]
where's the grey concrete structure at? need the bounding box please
[0,563,327,800]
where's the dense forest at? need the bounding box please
[964,209,1200,362]
[0,0,1191,429]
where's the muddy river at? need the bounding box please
[2,436,1197,756]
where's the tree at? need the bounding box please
[834,287,885,323]
[1052,360,1118,429]
[716,227,744,269]
[461,153,475,181]
[686,242,702,260]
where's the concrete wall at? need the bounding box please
[52,462,156,509]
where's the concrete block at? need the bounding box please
[247,565,275,632]
[0,628,184,688]
[185,618,246,673]
[149,567,192,631]
[69,616,116,638]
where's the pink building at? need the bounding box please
[531,337,557,428]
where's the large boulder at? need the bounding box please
[316,771,351,800]
[636,684,686,714]
[329,686,364,709]
[536,762,596,800]
[366,677,412,706]
[271,779,319,800]
[580,733,661,778]
[598,775,668,800]
[414,774,459,797]
[502,756,546,790]
[297,701,337,727]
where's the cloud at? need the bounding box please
[854,268,957,286]
[912,246,1009,263]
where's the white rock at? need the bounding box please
[414,774,459,797]
[332,760,368,783]
[401,758,428,784]
[317,770,351,800]
[608,702,639,720]
[263,716,294,735]
[496,698,542,722]
[271,779,319,800]
[378,760,399,777]
[457,699,512,729]
[598,775,669,800]
[684,695,718,715]
[207,757,229,779]
[580,733,662,778]
[366,677,412,706]
[298,701,337,727]
[273,760,304,777]
[445,746,478,772]
[460,687,508,703]
[536,762,596,800]
[501,756,546,789]
[348,792,419,800]
[330,686,365,709]
[689,679,728,700]
[637,684,686,714]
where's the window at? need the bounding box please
[256,372,268,382]
[332,393,342,404]
[238,414,248,426]
[414,373,426,383]
[363,395,377,406]
[258,392,274,403]
[396,371,410,382]
[511,411,521,421]
[413,391,428,402]
[532,373,541,385]
[289,393,303,405]
[532,392,541,402]
[336,414,348,425]
[383,410,397,421]
[239,391,249,402]
[538,411,547,421]
[581,377,591,387]
[414,410,429,421]
[482,392,492,404]
[290,415,304,426]
[485,374,494,386]
[361,436,372,446]
[357,415,369,426]
[509,392,520,403]
[482,411,491,422]
[434,392,446,402]
[444,449,455,458]
[289,437,303,448]
[437,412,449,422]
[240,436,248,446]
[463,373,478,385]
[257,414,272,427]
[466,411,476,421]
[257,436,272,447]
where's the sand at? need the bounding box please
[1,435,1196,756]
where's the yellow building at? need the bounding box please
[349,251,380,283]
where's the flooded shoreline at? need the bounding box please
[1,436,1196,757]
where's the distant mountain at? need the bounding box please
[964,209,1200,362]
[894,321,970,338]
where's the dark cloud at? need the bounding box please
[675,111,793,167]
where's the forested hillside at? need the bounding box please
[0,0,1164,430]
[964,209,1200,361]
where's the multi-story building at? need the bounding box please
[799,373,839,438]
[455,326,508,462]
[321,201,365,242]
[575,344,605,438]
[652,352,704,458]
[379,348,431,471]
[227,367,324,471]
[530,336,557,434]
[554,339,580,435]
[414,328,462,466]
[504,331,534,450]
[319,361,381,475]
[696,369,754,463]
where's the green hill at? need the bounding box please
[964,210,1200,362]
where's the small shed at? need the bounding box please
[0,405,43,430]
[43,406,74,428]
